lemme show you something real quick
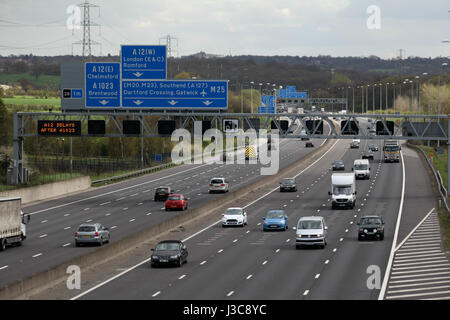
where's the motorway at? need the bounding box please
[68,119,444,300]
[0,125,329,289]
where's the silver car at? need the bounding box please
[209,177,229,193]
[293,216,328,249]
[75,223,110,247]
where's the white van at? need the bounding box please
[329,173,357,209]
[353,159,370,180]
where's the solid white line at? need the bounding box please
[391,271,450,279]
[396,250,442,257]
[386,290,450,299]
[379,150,406,300]
[392,264,450,271]
[70,138,340,300]
[390,276,450,284]
[397,247,442,252]
[395,254,446,262]
[389,280,450,289]
[0,265,8,271]
[392,267,450,275]
[394,259,449,267]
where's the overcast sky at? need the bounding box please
[0,0,449,58]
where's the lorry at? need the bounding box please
[0,197,30,251]
[353,159,370,180]
[328,173,357,209]
[383,140,401,163]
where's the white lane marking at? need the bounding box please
[233,239,238,243]
[395,209,436,252]
[123,208,128,211]
[129,219,135,222]
[70,137,339,300]
[84,208,90,211]
[130,193,139,197]
[286,239,291,242]
[389,280,450,290]
[246,275,253,280]
[142,189,151,193]
[390,276,450,284]
[39,234,47,238]
[262,260,268,265]
[137,203,143,206]
[276,249,280,253]
[227,291,234,297]
[246,230,250,234]
[385,289,450,299]
[116,197,125,201]
[64,226,71,230]
[178,275,186,280]
[325,260,330,264]
[339,238,343,242]
[379,151,406,300]
[41,220,48,223]
[146,212,152,216]
[0,265,8,271]
[333,248,337,252]
[63,243,71,247]
[99,201,110,206]
[152,291,161,297]
[64,214,70,217]
[218,249,223,253]
[32,253,42,258]
[28,163,210,216]
[200,261,207,265]
[110,226,117,229]
[105,213,111,217]
[303,290,310,296]
[86,219,92,223]
[345,229,349,233]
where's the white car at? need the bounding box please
[293,216,328,249]
[222,207,248,227]
[209,177,229,193]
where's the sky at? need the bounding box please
[0,0,449,58]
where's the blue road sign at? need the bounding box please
[155,154,163,162]
[279,89,307,99]
[121,45,167,80]
[258,106,275,114]
[85,62,120,108]
[121,80,228,109]
[261,95,276,108]
[71,89,83,98]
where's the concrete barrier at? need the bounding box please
[0,138,335,299]
[0,176,91,205]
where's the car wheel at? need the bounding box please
[358,235,362,241]
[99,238,103,246]
[75,241,80,247]
[380,234,384,241]
[165,208,169,211]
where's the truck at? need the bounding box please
[0,197,30,251]
[383,140,401,163]
[328,173,357,209]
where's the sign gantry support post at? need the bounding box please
[12,113,24,184]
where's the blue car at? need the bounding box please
[263,210,288,231]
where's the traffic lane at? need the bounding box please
[75,138,345,299]
[0,138,325,287]
[396,144,435,245]
[77,138,348,299]
[305,156,403,299]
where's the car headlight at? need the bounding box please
[364,229,368,233]
[316,234,323,238]
[170,255,179,259]
[152,256,159,260]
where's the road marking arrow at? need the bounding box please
[133,72,144,78]
[203,100,213,106]
[99,100,109,105]
[168,100,178,106]
[133,100,143,106]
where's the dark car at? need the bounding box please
[361,150,374,160]
[358,216,384,240]
[280,178,297,192]
[305,141,314,148]
[154,187,172,201]
[151,240,188,267]
[332,160,345,171]
[368,144,379,152]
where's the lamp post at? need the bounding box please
[250,81,254,113]
[438,63,448,147]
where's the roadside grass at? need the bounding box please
[418,145,450,251]
[0,73,60,90]
[0,172,83,192]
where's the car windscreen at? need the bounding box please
[156,188,168,192]
[211,179,224,184]
[168,196,181,201]
[282,179,295,184]
[225,208,242,215]
[333,185,352,195]
[385,146,399,152]
[298,220,322,229]
[156,242,181,251]
[78,226,95,232]
[266,210,284,218]
[360,217,382,225]
[334,161,343,166]
[355,164,368,170]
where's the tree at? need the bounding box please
[0,98,12,146]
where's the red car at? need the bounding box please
[165,194,188,211]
